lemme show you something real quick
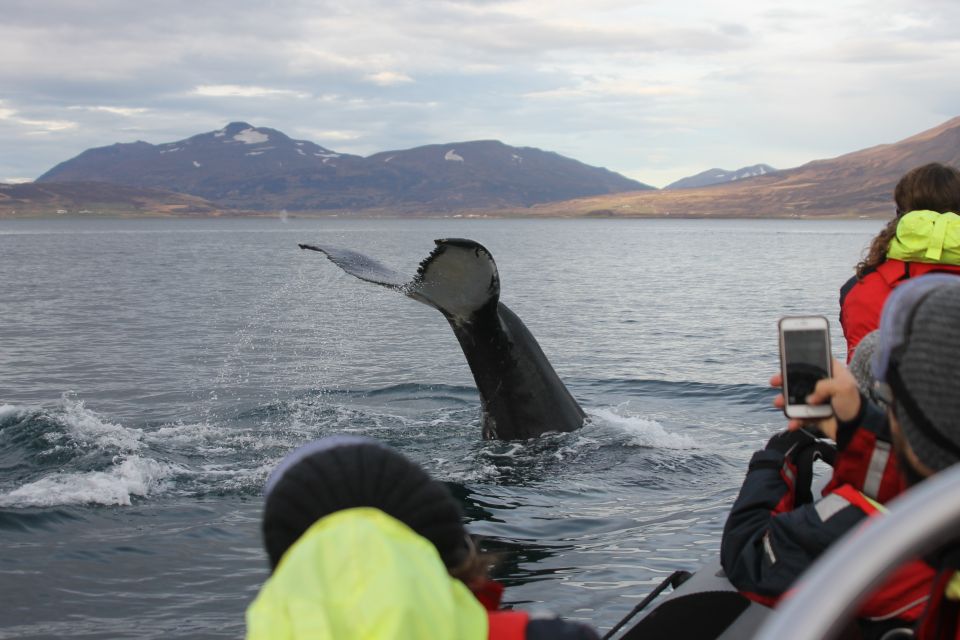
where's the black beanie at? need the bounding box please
[262,436,468,572]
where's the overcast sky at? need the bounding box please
[3,0,959,187]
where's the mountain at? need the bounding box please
[0,182,223,218]
[665,164,777,189]
[521,116,960,218]
[36,123,652,212]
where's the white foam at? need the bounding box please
[0,456,175,507]
[56,396,143,452]
[0,404,20,422]
[591,408,697,449]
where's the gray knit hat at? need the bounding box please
[849,330,882,404]
[872,274,960,472]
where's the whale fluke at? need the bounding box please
[300,239,585,440]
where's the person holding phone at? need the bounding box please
[720,275,960,638]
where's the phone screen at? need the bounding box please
[783,329,831,405]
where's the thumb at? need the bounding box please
[805,377,840,406]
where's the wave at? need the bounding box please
[0,384,712,509]
[0,396,177,507]
[0,456,177,508]
[590,407,697,449]
[580,378,770,406]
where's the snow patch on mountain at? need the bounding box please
[234,129,269,145]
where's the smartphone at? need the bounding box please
[778,316,833,419]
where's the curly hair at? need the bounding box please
[855,163,960,278]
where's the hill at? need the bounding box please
[521,116,960,218]
[0,182,224,218]
[36,123,652,212]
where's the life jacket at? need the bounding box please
[829,485,936,623]
[488,611,530,638]
[822,416,905,504]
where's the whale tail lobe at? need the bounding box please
[300,238,500,321]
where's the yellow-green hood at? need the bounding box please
[887,210,960,264]
[246,507,487,640]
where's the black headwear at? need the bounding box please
[262,436,468,572]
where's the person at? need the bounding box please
[245,435,599,640]
[840,162,960,362]
[722,274,960,639]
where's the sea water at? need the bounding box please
[0,216,883,638]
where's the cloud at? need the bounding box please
[68,106,150,116]
[297,128,364,141]
[365,71,415,86]
[524,79,695,100]
[192,85,312,99]
[0,101,77,134]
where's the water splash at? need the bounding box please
[590,407,698,449]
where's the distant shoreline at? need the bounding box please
[0,210,891,221]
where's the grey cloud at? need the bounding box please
[3,0,960,186]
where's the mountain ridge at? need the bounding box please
[665,164,777,190]
[10,116,960,218]
[36,123,653,212]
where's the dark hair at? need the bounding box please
[855,163,960,278]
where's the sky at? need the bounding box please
[2,0,960,188]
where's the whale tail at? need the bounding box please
[300,238,500,321]
[299,237,584,439]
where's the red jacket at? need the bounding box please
[840,260,960,361]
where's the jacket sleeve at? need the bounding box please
[824,399,905,503]
[721,448,869,601]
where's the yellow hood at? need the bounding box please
[887,210,960,264]
[246,507,487,640]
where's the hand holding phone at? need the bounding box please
[778,316,833,419]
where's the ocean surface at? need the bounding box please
[0,216,883,638]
